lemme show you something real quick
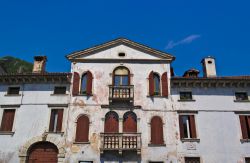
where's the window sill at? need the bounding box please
[234,100,250,103]
[181,138,200,142]
[4,94,21,96]
[178,99,196,102]
[73,142,90,144]
[45,132,64,136]
[50,94,68,96]
[0,131,15,135]
[148,143,166,147]
[240,139,250,143]
[147,95,168,98]
[75,94,93,97]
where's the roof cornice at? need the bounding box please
[66,38,175,62]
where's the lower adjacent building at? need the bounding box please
[0,38,250,163]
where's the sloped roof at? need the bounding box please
[66,38,175,61]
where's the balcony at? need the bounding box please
[100,133,141,154]
[109,85,134,105]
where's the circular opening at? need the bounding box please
[118,52,125,57]
[208,60,212,64]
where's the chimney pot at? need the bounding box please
[32,56,47,73]
[201,56,217,77]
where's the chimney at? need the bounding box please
[201,56,216,77]
[183,68,199,78]
[32,56,47,73]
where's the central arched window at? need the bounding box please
[113,67,130,86]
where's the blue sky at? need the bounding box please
[0,0,250,76]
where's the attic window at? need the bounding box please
[118,52,125,57]
[208,60,213,64]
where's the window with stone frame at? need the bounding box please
[0,109,15,132]
[7,87,20,95]
[185,157,200,163]
[179,115,197,139]
[53,86,66,94]
[239,115,250,139]
[180,91,193,100]
[49,109,64,132]
[235,92,249,101]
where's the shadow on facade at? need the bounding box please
[100,151,141,163]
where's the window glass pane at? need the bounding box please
[81,74,87,93]
[54,87,66,94]
[235,92,248,101]
[180,92,192,100]
[182,115,189,138]
[7,87,20,95]
[153,74,160,94]
[246,158,250,163]
[122,76,129,85]
[114,76,121,86]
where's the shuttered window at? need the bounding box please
[161,72,168,97]
[239,115,250,139]
[72,72,80,96]
[75,115,89,142]
[151,116,164,145]
[104,111,119,133]
[179,115,197,139]
[185,157,200,163]
[0,109,15,132]
[80,71,93,95]
[49,109,63,132]
[149,71,161,96]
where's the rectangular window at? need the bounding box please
[239,115,250,139]
[7,87,20,95]
[179,115,197,139]
[246,158,250,163]
[185,157,200,163]
[180,92,193,100]
[235,92,249,101]
[79,162,93,163]
[54,86,66,94]
[49,109,64,132]
[0,109,15,132]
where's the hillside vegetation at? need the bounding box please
[0,56,33,74]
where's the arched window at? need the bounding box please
[75,115,89,142]
[151,116,164,145]
[113,66,130,86]
[104,111,119,133]
[149,71,160,96]
[123,111,137,133]
[80,71,93,95]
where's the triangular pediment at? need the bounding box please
[66,38,175,62]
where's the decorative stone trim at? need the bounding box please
[19,135,66,163]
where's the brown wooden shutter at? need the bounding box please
[161,72,168,97]
[179,115,184,139]
[104,112,119,133]
[123,113,137,133]
[49,110,55,132]
[240,115,248,139]
[86,71,93,95]
[72,72,80,96]
[151,116,164,144]
[75,115,89,142]
[149,71,154,96]
[0,109,15,131]
[56,109,63,132]
[189,115,197,138]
